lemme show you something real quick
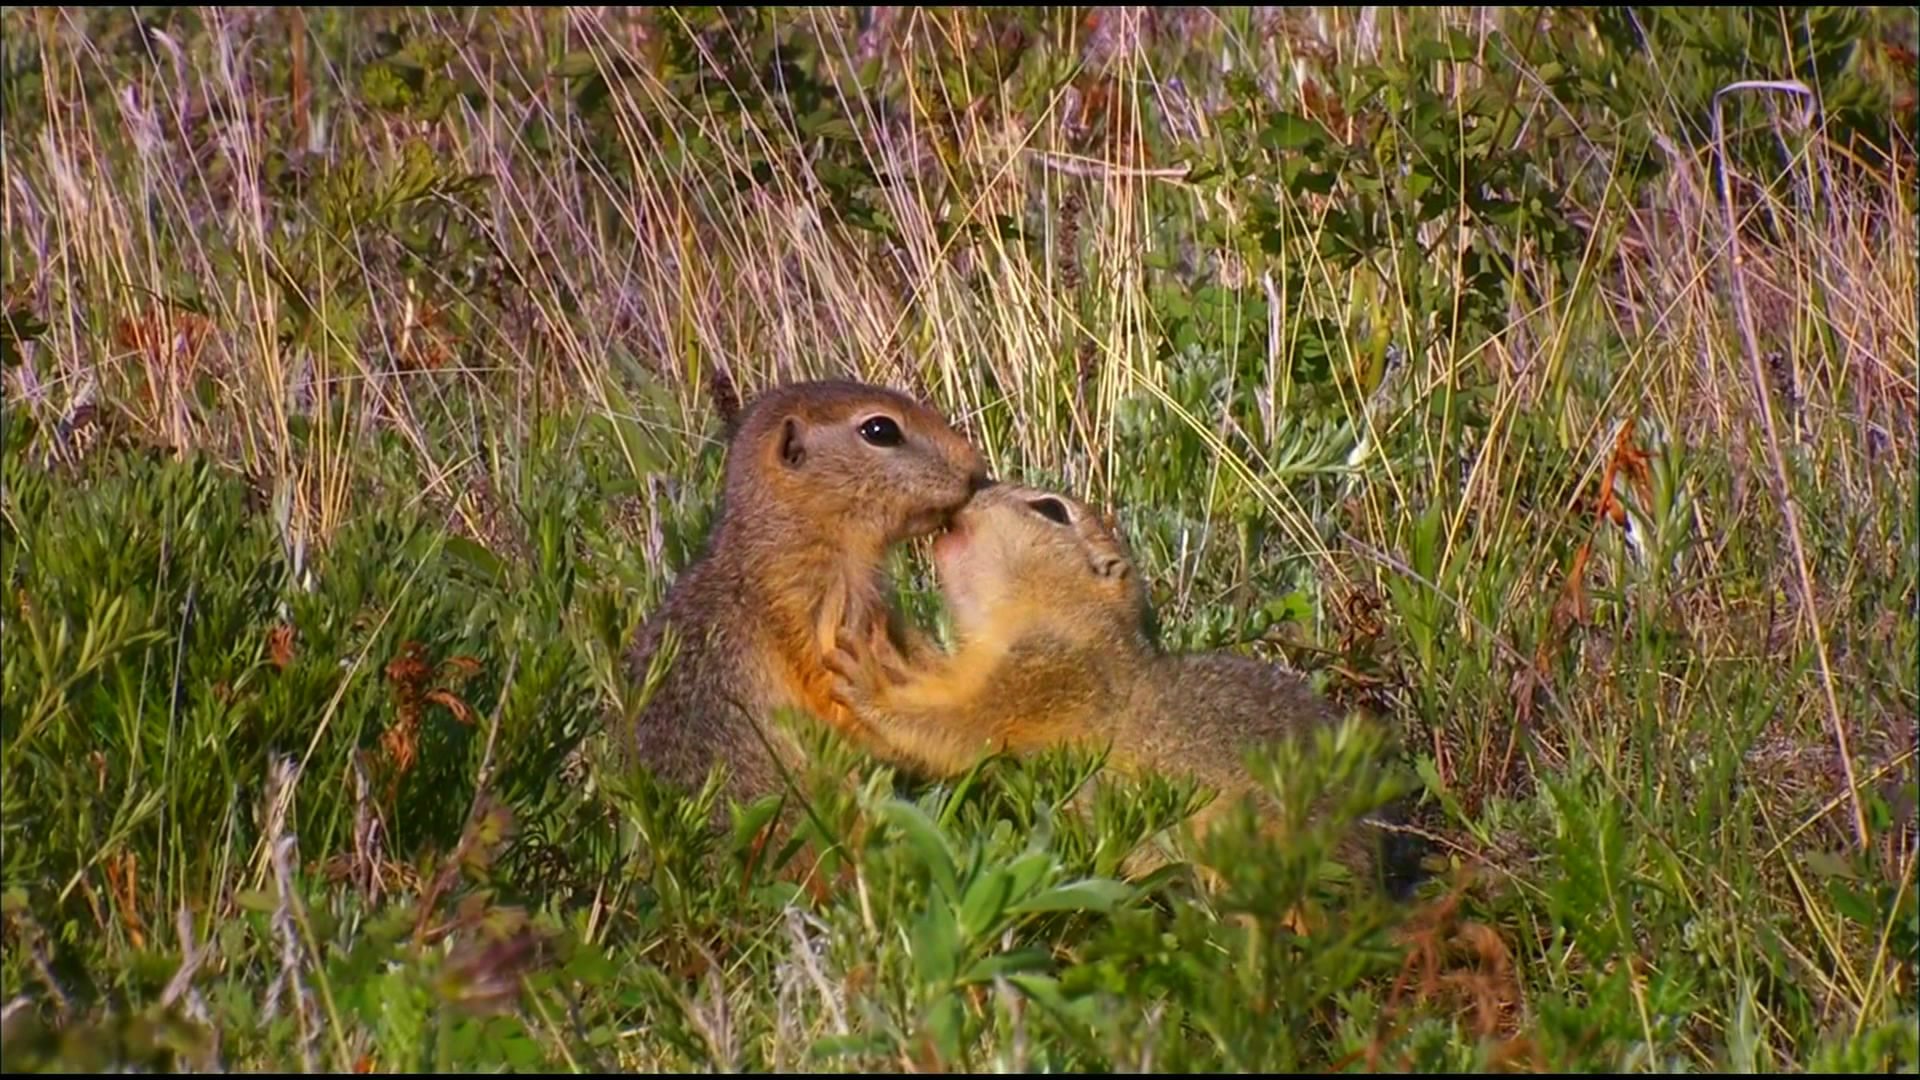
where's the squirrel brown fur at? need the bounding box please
[623,378,990,814]
[827,480,1419,893]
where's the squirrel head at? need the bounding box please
[722,379,991,549]
[932,481,1149,646]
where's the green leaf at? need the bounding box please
[561,942,616,986]
[1262,590,1314,628]
[594,372,674,484]
[1,306,47,369]
[1827,882,1878,928]
[1406,167,1435,202]
[805,113,857,143]
[1279,160,1339,197]
[880,799,959,901]
[810,1032,892,1060]
[1008,877,1132,916]
[1005,973,1091,1025]
[750,881,809,909]
[1802,850,1859,881]
[551,51,600,79]
[922,990,965,1067]
[729,793,786,855]
[1412,28,1478,65]
[956,869,1011,941]
[911,900,960,986]
[960,948,1053,985]
[1261,112,1333,153]
[1127,859,1196,897]
[1002,850,1054,907]
[443,535,506,587]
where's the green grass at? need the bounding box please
[2,5,1916,1072]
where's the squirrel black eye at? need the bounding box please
[1027,497,1072,525]
[857,415,904,447]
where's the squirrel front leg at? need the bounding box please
[824,625,1013,778]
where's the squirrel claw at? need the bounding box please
[824,655,851,679]
[823,638,873,710]
[826,615,917,713]
[824,643,862,684]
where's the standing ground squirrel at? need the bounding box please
[624,378,990,811]
[827,480,1418,892]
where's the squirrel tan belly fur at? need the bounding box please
[623,379,989,814]
[827,480,1419,893]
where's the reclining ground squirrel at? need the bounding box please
[826,480,1424,895]
[623,379,990,813]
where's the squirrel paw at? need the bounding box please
[826,623,910,711]
[824,639,877,711]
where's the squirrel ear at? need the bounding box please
[711,366,744,439]
[1090,551,1130,580]
[779,416,807,468]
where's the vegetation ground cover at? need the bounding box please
[2,6,1915,1071]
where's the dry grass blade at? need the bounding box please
[1711,78,1871,853]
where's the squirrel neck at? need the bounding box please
[977,594,1154,661]
[710,505,890,658]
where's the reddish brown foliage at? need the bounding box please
[102,851,147,951]
[379,641,484,801]
[1339,868,1543,1072]
[267,623,297,670]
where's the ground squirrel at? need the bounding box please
[624,378,990,813]
[827,480,1418,892]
